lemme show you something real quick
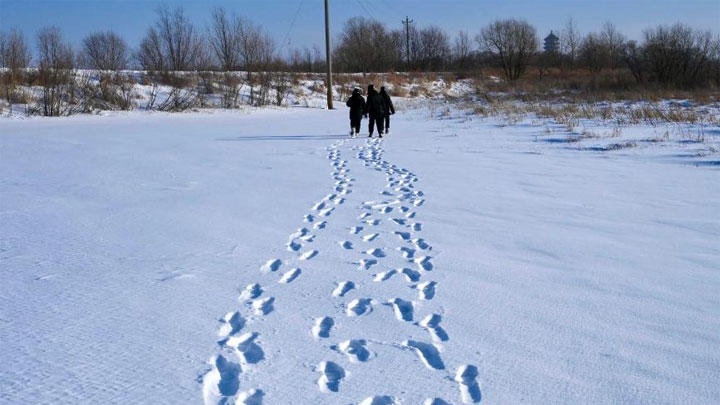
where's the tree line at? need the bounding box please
[1,5,719,89]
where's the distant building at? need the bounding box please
[544,31,559,52]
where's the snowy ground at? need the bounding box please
[1,106,719,404]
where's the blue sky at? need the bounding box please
[1,0,718,55]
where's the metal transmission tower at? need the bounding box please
[402,16,413,70]
[324,0,334,109]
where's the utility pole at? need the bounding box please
[324,0,334,109]
[402,16,413,70]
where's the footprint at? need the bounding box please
[319,207,335,217]
[455,365,482,403]
[260,259,282,273]
[414,199,426,207]
[218,311,246,339]
[324,193,337,201]
[365,248,386,258]
[392,218,407,225]
[412,238,432,250]
[358,259,378,270]
[346,298,373,316]
[286,240,302,252]
[300,234,316,242]
[317,361,345,393]
[373,269,397,282]
[299,250,319,261]
[401,268,421,282]
[359,212,372,220]
[387,298,414,322]
[394,231,411,241]
[252,297,274,315]
[239,283,263,301]
[349,226,364,234]
[414,256,434,271]
[404,340,445,370]
[399,206,410,212]
[359,395,395,405]
[411,223,423,232]
[380,206,393,214]
[312,316,334,339]
[398,247,416,259]
[339,241,354,250]
[314,221,327,230]
[365,219,381,226]
[236,388,264,405]
[278,268,301,284]
[202,354,241,403]
[420,314,449,342]
[304,214,315,223]
[416,281,437,300]
[362,233,380,242]
[406,212,416,219]
[333,281,356,297]
[289,228,309,239]
[334,197,345,205]
[227,332,264,364]
[424,399,451,405]
[335,339,371,362]
[313,201,326,211]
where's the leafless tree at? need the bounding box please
[600,22,626,69]
[580,32,608,73]
[415,26,451,71]
[560,18,579,70]
[478,19,538,81]
[453,30,473,70]
[208,7,239,71]
[334,17,399,72]
[81,31,128,70]
[36,27,74,116]
[137,6,202,72]
[0,28,31,72]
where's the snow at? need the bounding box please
[1,105,719,404]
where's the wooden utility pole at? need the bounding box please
[402,16,413,69]
[324,0,334,109]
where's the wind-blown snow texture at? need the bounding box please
[1,107,719,404]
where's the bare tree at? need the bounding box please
[478,19,537,81]
[600,22,626,69]
[36,27,74,116]
[416,26,451,71]
[453,30,473,70]
[580,32,608,73]
[81,31,128,70]
[0,28,31,72]
[208,7,239,71]
[560,18,579,70]
[137,6,202,72]
[334,17,400,72]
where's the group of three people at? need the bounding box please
[346,84,395,138]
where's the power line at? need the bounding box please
[280,0,305,51]
[354,0,375,19]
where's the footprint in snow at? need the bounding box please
[400,268,421,282]
[411,223,423,231]
[313,201,326,211]
[286,240,302,252]
[414,256,433,271]
[394,231,411,241]
[412,238,432,250]
[252,297,274,315]
[227,332,264,364]
[362,233,380,242]
[420,314,449,342]
[415,281,437,300]
[299,250,319,260]
[202,354,241,403]
[312,316,334,339]
[455,365,482,403]
[365,219,381,226]
[346,298,373,316]
[334,339,371,363]
[358,259,378,270]
[313,221,327,230]
[398,247,416,259]
[349,226,364,234]
[387,298,414,322]
[424,398,451,405]
[304,214,315,223]
[365,248,386,258]
[239,283,263,301]
[373,269,397,282]
[217,311,246,340]
[360,396,395,405]
[404,340,445,370]
[278,268,301,284]
[317,361,345,393]
[260,259,282,273]
[339,241,354,250]
[333,281,355,297]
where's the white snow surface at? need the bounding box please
[1,106,719,404]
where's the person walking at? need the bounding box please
[379,86,395,134]
[346,88,366,137]
[365,84,387,138]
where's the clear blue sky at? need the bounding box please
[1,0,718,56]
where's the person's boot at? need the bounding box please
[349,129,355,137]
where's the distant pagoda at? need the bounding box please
[544,31,559,52]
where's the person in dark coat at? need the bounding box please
[364,84,387,138]
[379,86,395,134]
[346,88,366,136]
